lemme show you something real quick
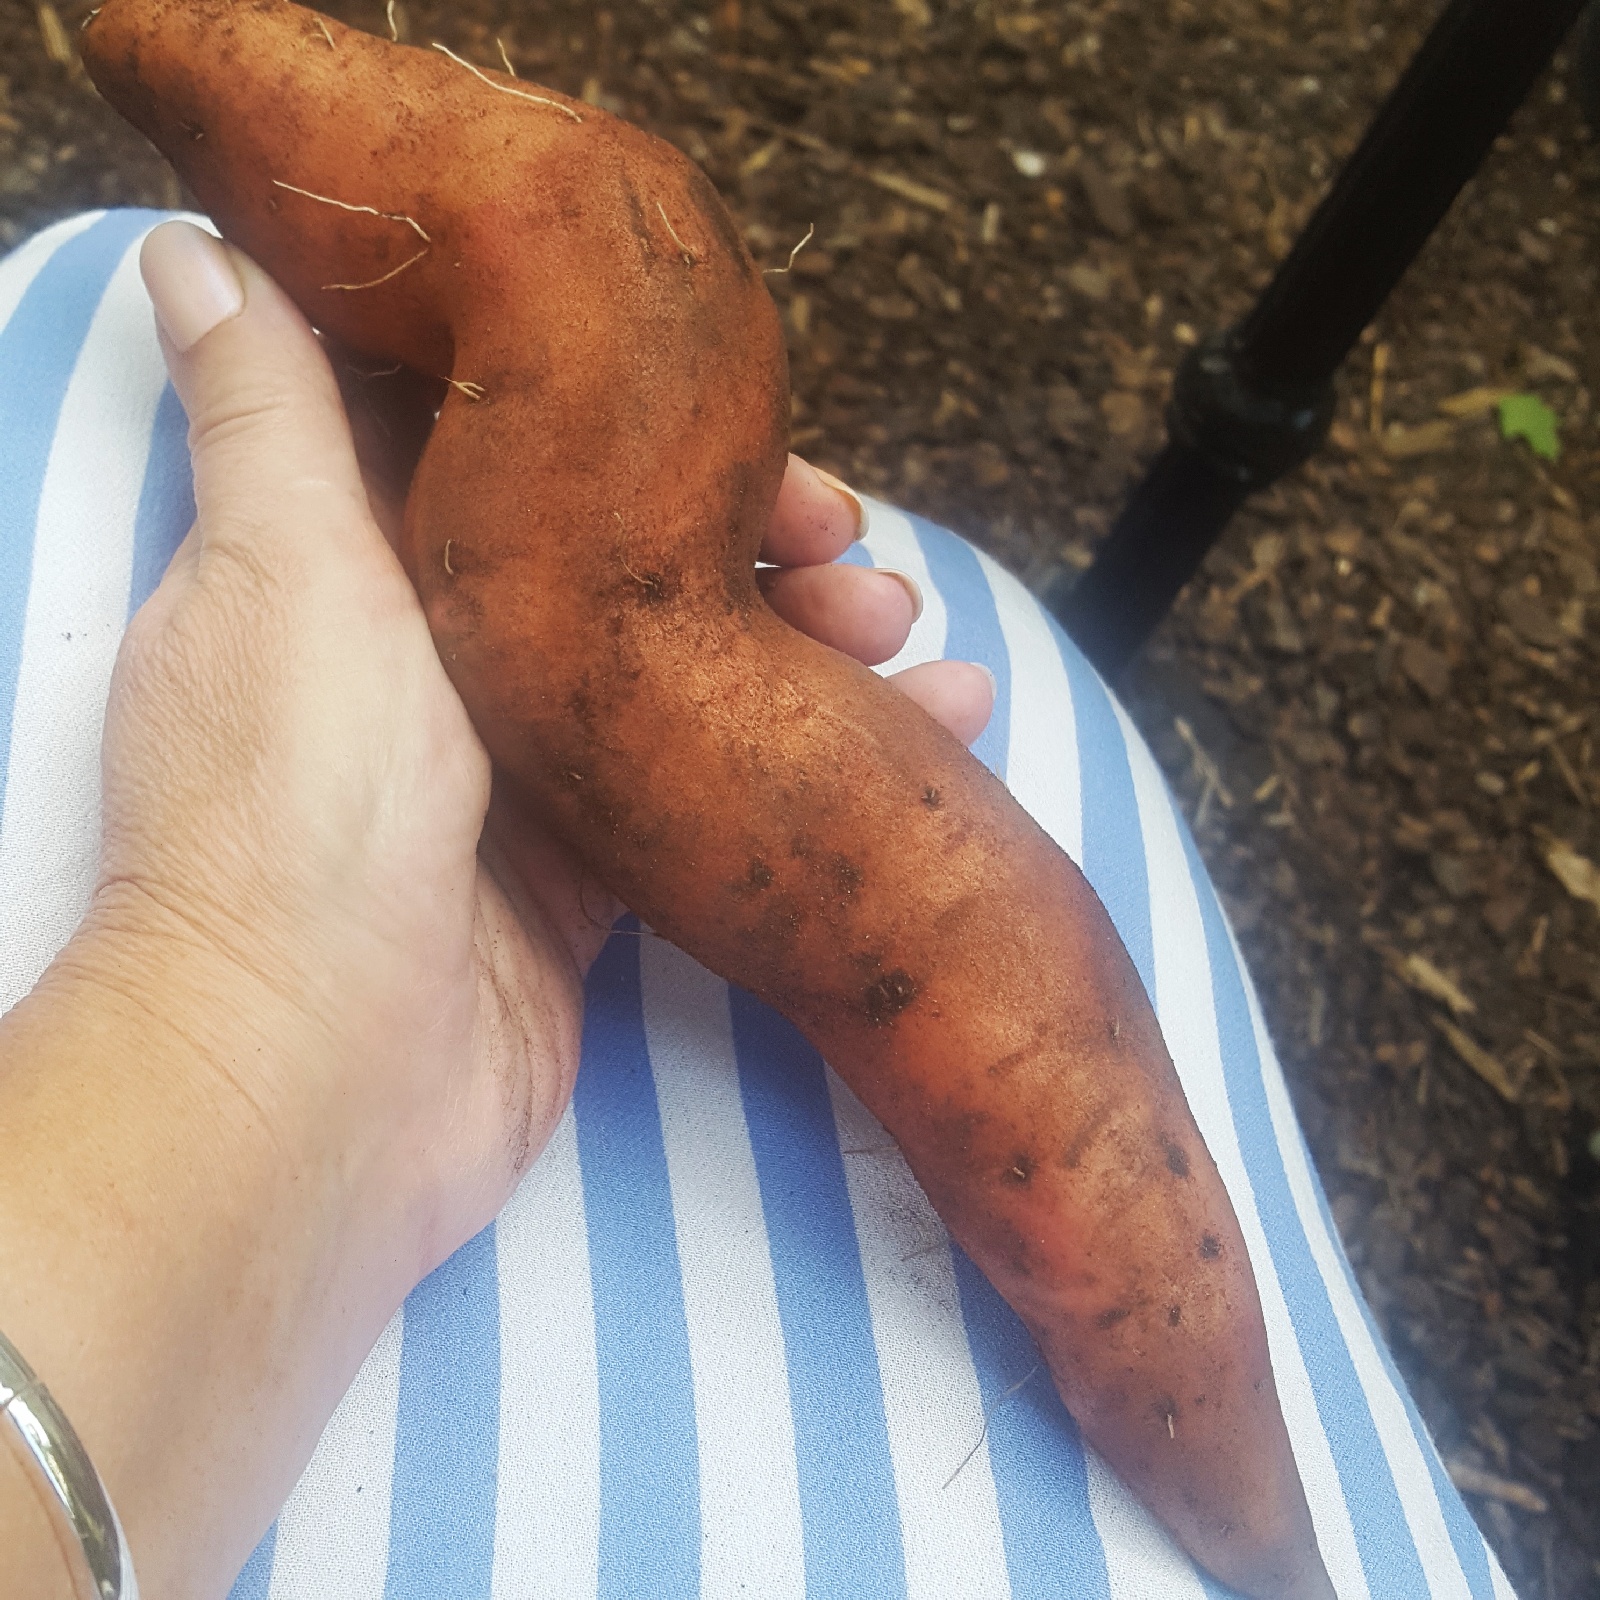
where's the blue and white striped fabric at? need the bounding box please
[2,212,1516,1600]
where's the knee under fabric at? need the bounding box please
[0,211,1515,1600]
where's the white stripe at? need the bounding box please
[0,212,104,334]
[859,497,949,671]
[1084,1450,1208,1600]
[825,1072,1013,1600]
[1487,1547,1519,1600]
[972,548,1082,864]
[0,231,168,1014]
[1237,944,1475,1600]
[491,1104,600,1600]
[1113,701,1370,1600]
[267,1310,404,1600]
[639,937,806,1600]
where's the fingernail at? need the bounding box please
[880,569,924,624]
[977,663,998,696]
[812,465,870,542]
[140,221,245,353]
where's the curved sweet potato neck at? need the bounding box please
[81,0,790,590]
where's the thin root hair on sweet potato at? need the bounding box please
[80,5,1335,1595]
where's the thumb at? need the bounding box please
[140,220,371,552]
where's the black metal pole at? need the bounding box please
[1045,0,1588,680]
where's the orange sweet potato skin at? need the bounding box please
[82,6,1332,1595]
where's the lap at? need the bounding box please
[0,212,1511,1600]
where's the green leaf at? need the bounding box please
[1497,392,1561,462]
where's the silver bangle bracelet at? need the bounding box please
[0,1326,138,1600]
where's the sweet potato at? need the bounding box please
[81,5,1332,1594]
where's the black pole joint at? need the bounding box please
[1041,336,1335,679]
[1168,334,1337,491]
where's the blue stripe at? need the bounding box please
[1052,632,1156,1002]
[949,1251,1111,1599]
[907,513,1010,779]
[0,211,154,803]
[127,380,195,616]
[574,926,700,1600]
[228,1523,277,1600]
[1173,813,1431,1599]
[728,987,907,1598]
[383,1222,500,1600]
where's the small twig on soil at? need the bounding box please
[1173,716,1234,825]
[943,1364,1039,1490]
[1368,341,1390,436]
[496,36,516,76]
[36,3,75,66]
[738,112,954,214]
[1549,739,1588,808]
[656,201,698,265]
[323,244,430,292]
[272,180,431,243]
[443,377,485,402]
[431,43,583,122]
[763,222,815,276]
[314,16,335,48]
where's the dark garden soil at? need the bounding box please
[3,0,1598,1592]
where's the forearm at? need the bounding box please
[0,921,412,1600]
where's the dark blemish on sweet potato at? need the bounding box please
[922,785,942,808]
[1058,1099,1114,1170]
[1162,1139,1191,1179]
[566,685,597,735]
[831,855,863,897]
[1002,1153,1034,1185]
[789,832,815,859]
[1096,1305,1131,1330]
[985,1034,1047,1081]
[863,968,919,1026]
[747,858,773,890]
[1199,1233,1222,1260]
[1168,1304,1182,1327]
[620,177,657,263]
[621,562,673,605]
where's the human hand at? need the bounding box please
[99,221,992,1278]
